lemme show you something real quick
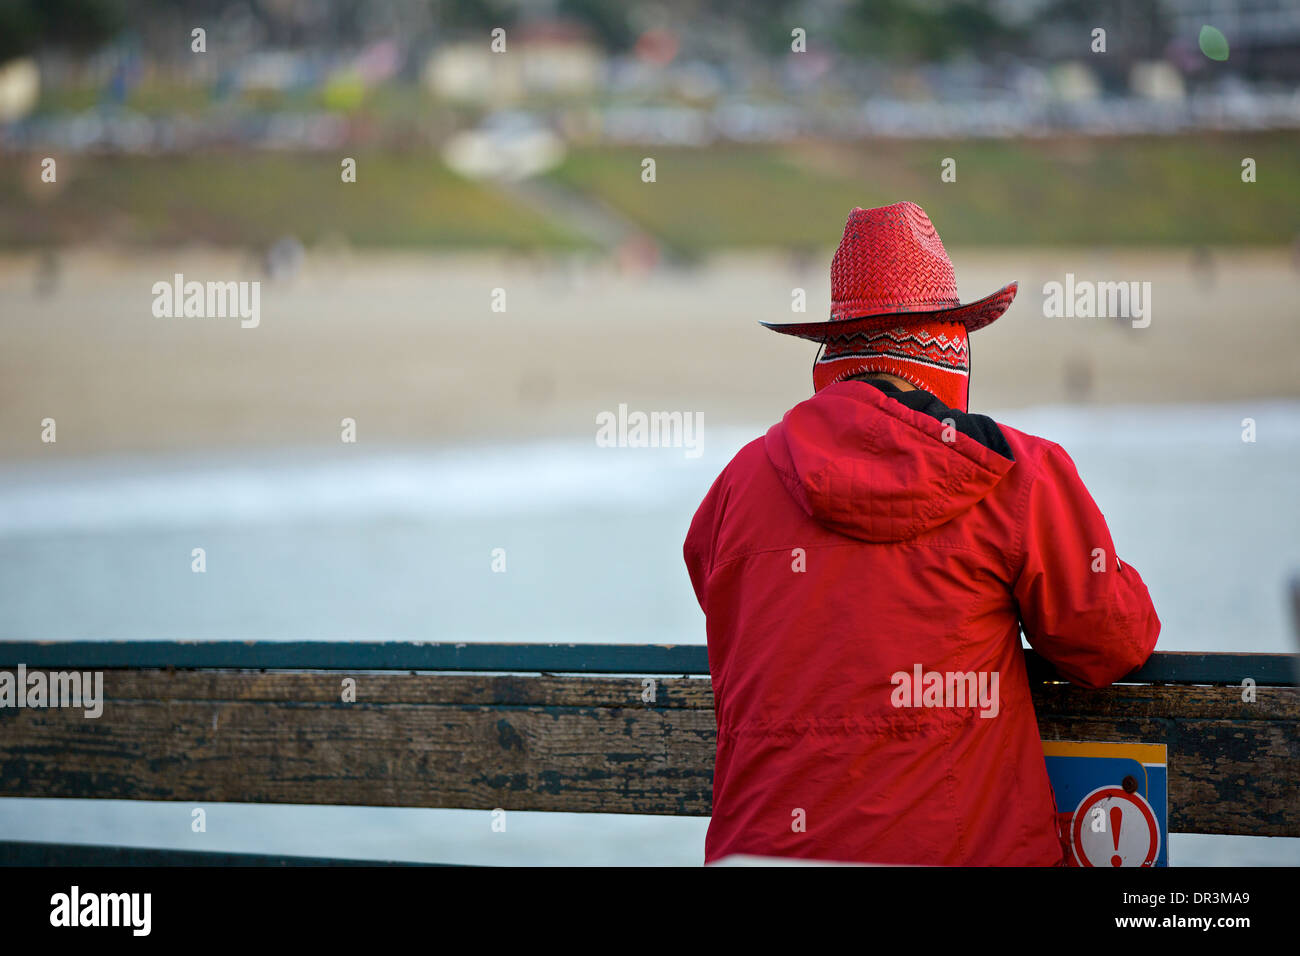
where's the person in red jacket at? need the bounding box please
[683,202,1160,866]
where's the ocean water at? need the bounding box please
[1,401,1297,865]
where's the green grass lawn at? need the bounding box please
[0,153,587,250]
[2,133,1296,251]
[548,133,1300,252]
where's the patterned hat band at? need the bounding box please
[813,322,971,411]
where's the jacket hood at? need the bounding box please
[764,381,1015,543]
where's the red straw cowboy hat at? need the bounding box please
[762,202,1017,410]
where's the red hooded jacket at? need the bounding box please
[684,380,1160,865]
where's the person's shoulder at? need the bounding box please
[696,434,768,494]
[717,434,769,483]
[991,421,1074,478]
[993,420,1055,455]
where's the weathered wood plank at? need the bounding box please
[0,672,1295,835]
[98,671,716,708]
[71,671,1300,719]
[1030,682,1300,721]
[0,698,717,814]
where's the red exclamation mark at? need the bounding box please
[1110,806,1124,866]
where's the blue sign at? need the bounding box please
[1043,741,1168,867]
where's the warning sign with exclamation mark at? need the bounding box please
[1071,785,1161,867]
[1042,741,1168,867]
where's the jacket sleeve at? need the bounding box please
[683,474,725,614]
[1013,442,1160,689]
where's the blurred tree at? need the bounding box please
[558,0,634,52]
[839,0,1019,62]
[431,0,516,33]
[1037,0,1169,55]
[0,0,123,61]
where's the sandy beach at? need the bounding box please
[3,248,1298,869]
[2,246,1297,461]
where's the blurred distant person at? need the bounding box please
[684,202,1160,865]
[263,236,305,281]
[1063,355,1094,403]
[34,248,60,297]
[1190,245,1216,289]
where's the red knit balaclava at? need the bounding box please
[812,320,970,412]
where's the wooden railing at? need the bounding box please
[0,642,1295,864]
